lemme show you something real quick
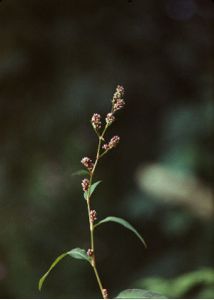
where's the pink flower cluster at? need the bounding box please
[105,113,115,125]
[112,85,125,113]
[102,135,120,151]
[81,178,89,192]
[90,85,125,132]
[81,157,94,171]
[91,113,101,130]
[90,210,97,223]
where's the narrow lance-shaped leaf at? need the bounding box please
[94,216,147,248]
[38,252,67,291]
[116,289,167,299]
[84,180,102,200]
[38,248,90,291]
[72,169,89,176]
[67,248,90,261]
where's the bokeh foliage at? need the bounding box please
[0,0,213,298]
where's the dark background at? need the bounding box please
[0,0,213,298]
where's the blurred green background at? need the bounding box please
[0,0,213,298]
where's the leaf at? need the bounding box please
[38,248,90,291]
[89,180,102,196]
[94,216,147,248]
[116,289,167,299]
[38,252,67,291]
[67,248,90,262]
[137,268,214,298]
[72,169,89,176]
[84,180,102,200]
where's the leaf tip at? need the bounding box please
[143,240,147,249]
[38,278,43,291]
[38,274,47,291]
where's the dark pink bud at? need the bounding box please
[102,144,109,151]
[87,248,94,257]
[81,178,89,192]
[109,135,120,148]
[105,113,115,125]
[102,289,108,299]
[91,113,101,129]
[81,157,94,170]
[90,210,97,223]
[112,85,125,104]
[113,99,125,112]
[116,85,124,95]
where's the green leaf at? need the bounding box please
[38,248,90,291]
[94,216,147,248]
[67,248,90,262]
[89,180,102,196]
[136,268,214,298]
[38,252,67,291]
[72,169,89,176]
[116,289,167,299]
[84,180,102,200]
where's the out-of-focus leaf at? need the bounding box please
[135,268,214,298]
[116,289,166,298]
[94,216,147,248]
[72,169,89,176]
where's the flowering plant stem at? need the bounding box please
[38,86,148,299]
[86,125,109,299]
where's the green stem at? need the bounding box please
[86,123,109,298]
[87,200,103,297]
[99,149,109,159]
[94,264,106,299]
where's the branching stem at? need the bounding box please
[86,123,109,299]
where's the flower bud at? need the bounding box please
[81,179,89,192]
[105,113,115,125]
[109,135,120,148]
[90,210,97,223]
[91,113,101,130]
[102,289,108,299]
[102,144,109,151]
[113,98,125,112]
[102,136,120,153]
[117,85,124,94]
[112,85,125,104]
[81,157,94,170]
[87,248,94,257]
